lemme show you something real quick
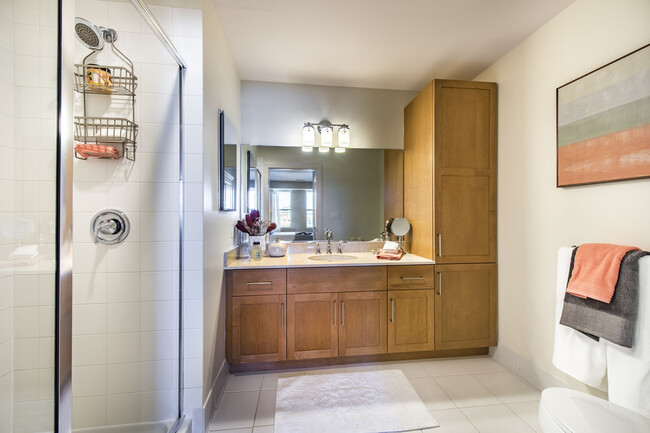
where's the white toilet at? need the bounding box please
[538,387,650,433]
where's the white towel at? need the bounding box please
[606,255,650,416]
[552,247,607,389]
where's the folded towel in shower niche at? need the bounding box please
[566,243,639,303]
[561,249,649,348]
[75,143,120,159]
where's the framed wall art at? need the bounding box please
[556,43,650,187]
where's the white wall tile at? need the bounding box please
[106,181,141,212]
[139,63,179,95]
[14,24,39,57]
[14,369,39,402]
[73,243,108,273]
[13,306,38,338]
[106,242,141,273]
[106,332,139,364]
[140,331,173,361]
[13,275,39,307]
[107,1,141,32]
[106,392,140,425]
[140,271,173,301]
[184,300,201,330]
[37,305,54,337]
[14,55,40,87]
[107,272,140,303]
[107,362,140,394]
[140,360,171,391]
[140,242,175,272]
[72,395,106,429]
[0,341,11,376]
[139,390,173,423]
[73,304,107,335]
[38,337,53,369]
[140,300,173,332]
[72,365,107,397]
[72,334,107,366]
[171,8,202,38]
[73,272,108,304]
[107,302,140,333]
[13,338,38,371]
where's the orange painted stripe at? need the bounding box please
[558,123,650,186]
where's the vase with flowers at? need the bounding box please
[235,209,276,256]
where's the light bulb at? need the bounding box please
[303,124,315,147]
[321,126,333,147]
[338,126,350,147]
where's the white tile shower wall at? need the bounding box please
[72,0,203,428]
[3,0,58,432]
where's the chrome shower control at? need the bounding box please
[91,209,130,244]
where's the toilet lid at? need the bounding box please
[541,388,650,433]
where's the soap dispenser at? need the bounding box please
[250,241,264,261]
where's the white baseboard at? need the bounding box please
[202,359,230,432]
[493,344,567,391]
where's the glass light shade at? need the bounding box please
[302,146,313,152]
[321,126,333,147]
[318,146,330,153]
[334,147,345,153]
[303,125,315,147]
[338,126,350,147]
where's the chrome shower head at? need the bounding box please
[74,17,119,51]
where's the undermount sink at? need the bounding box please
[307,254,357,261]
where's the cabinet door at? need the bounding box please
[231,295,286,364]
[434,264,497,350]
[287,293,338,360]
[339,291,387,356]
[388,289,435,353]
[434,80,497,263]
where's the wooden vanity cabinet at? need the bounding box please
[387,265,435,353]
[227,269,287,364]
[434,263,497,350]
[287,267,387,360]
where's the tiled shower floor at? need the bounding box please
[208,356,542,433]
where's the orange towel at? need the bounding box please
[566,243,639,303]
[377,249,403,261]
[75,144,119,159]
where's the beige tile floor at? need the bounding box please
[208,356,543,433]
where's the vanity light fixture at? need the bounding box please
[302,120,350,151]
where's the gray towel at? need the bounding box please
[560,248,649,348]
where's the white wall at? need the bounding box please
[242,81,416,150]
[475,0,650,394]
[201,0,241,428]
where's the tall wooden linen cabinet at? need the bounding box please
[403,79,497,350]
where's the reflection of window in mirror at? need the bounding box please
[219,110,237,211]
[269,169,316,241]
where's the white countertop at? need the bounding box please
[225,251,434,269]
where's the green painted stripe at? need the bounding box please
[558,96,650,147]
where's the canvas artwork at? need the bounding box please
[556,43,650,187]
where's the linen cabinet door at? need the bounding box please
[287,293,339,360]
[231,295,287,364]
[338,291,387,357]
[433,80,497,263]
[388,289,435,353]
[434,264,497,349]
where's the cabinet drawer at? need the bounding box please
[231,269,287,296]
[388,265,434,290]
[287,266,386,294]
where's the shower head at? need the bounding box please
[74,17,119,51]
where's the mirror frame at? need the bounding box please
[219,109,237,211]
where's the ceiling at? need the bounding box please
[212,0,575,91]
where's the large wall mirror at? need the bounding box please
[244,145,403,242]
[219,110,238,211]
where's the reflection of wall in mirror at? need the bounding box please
[254,146,385,241]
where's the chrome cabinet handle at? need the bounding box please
[390,298,395,323]
[281,303,284,328]
[341,301,345,326]
[400,276,424,280]
[437,272,442,296]
[437,234,442,257]
[246,281,272,285]
[333,300,337,325]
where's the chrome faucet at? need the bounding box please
[325,229,333,254]
[337,240,347,254]
[312,241,321,254]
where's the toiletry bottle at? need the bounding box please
[251,241,264,261]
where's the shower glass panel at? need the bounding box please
[0,0,59,432]
[70,0,184,431]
